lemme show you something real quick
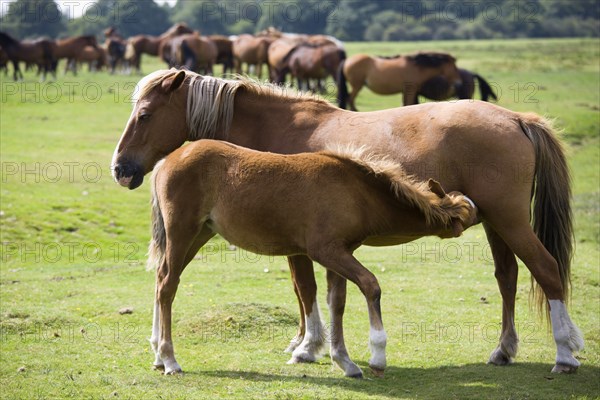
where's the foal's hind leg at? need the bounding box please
[484,223,519,365]
[286,255,327,363]
[311,244,387,377]
[327,270,363,378]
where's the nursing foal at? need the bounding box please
[148,139,478,378]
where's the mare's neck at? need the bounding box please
[226,89,337,153]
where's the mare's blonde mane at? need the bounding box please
[134,69,332,140]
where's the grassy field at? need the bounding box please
[1,38,598,399]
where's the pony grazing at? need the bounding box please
[148,139,479,377]
[337,52,462,110]
[112,69,583,375]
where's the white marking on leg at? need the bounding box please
[149,300,163,367]
[369,327,387,370]
[549,299,584,370]
[289,300,326,363]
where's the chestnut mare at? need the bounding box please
[54,35,98,76]
[127,23,193,73]
[147,139,478,376]
[112,69,583,375]
[337,52,462,110]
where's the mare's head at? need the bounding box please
[111,69,190,189]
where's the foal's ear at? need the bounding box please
[428,179,446,198]
[161,70,186,93]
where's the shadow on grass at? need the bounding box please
[190,362,600,399]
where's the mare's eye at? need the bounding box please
[139,113,151,121]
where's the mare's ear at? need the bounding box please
[428,179,446,198]
[161,70,186,93]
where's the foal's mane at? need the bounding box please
[136,69,332,140]
[323,145,471,226]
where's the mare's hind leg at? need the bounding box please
[488,220,583,373]
[287,255,326,363]
[484,222,519,365]
[327,270,363,378]
[153,225,215,374]
[311,244,386,377]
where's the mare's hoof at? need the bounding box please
[551,363,578,374]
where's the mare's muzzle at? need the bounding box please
[112,160,144,190]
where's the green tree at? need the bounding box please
[1,0,66,38]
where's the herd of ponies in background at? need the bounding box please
[0,23,497,108]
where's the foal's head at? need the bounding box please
[112,69,189,189]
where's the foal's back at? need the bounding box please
[155,140,412,255]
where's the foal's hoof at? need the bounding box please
[487,348,514,366]
[347,371,364,379]
[370,366,385,378]
[551,363,578,374]
[164,368,183,375]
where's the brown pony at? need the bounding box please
[0,31,56,81]
[284,43,346,92]
[147,139,478,377]
[75,45,107,72]
[418,68,498,102]
[127,23,193,73]
[162,33,217,75]
[207,35,234,75]
[54,35,98,76]
[112,70,583,375]
[232,34,275,79]
[337,52,462,110]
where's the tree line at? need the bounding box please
[2,0,598,40]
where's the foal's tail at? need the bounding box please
[336,59,348,109]
[520,114,573,315]
[147,161,167,271]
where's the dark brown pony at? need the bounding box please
[337,52,462,110]
[54,35,98,76]
[283,43,346,92]
[112,70,583,375]
[104,27,127,74]
[0,31,55,81]
[418,68,497,102]
[147,139,478,377]
[127,23,193,73]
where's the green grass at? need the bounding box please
[1,38,599,399]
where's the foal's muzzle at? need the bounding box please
[112,161,144,190]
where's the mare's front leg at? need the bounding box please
[286,255,326,363]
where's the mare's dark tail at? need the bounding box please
[337,58,348,109]
[474,74,498,102]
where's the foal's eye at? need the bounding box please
[139,113,151,121]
